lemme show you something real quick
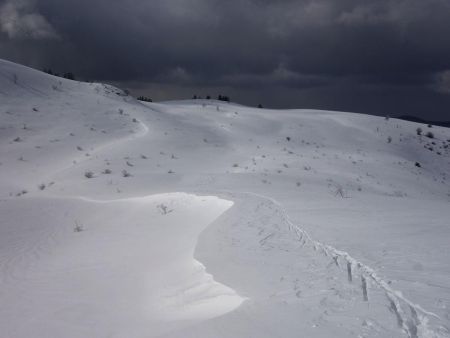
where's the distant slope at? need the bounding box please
[398,115,450,128]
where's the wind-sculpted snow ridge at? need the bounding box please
[0,192,245,337]
[228,191,449,338]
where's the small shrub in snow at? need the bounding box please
[122,170,132,177]
[13,137,22,142]
[416,128,422,136]
[232,163,239,167]
[334,185,346,198]
[102,168,112,174]
[73,221,84,232]
[157,204,173,215]
[84,171,94,178]
[426,131,434,139]
[415,162,421,168]
[77,146,83,151]
[38,183,46,190]
[16,190,28,197]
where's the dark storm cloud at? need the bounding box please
[1,0,450,119]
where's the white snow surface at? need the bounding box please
[1,58,450,337]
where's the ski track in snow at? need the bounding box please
[217,190,449,338]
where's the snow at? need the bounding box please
[1,58,450,337]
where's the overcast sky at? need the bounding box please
[1,0,450,120]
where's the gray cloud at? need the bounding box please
[1,0,450,119]
[0,0,58,39]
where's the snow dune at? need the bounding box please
[1,58,450,337]
[0,193,243,337]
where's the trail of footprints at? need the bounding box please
[218,192,449,338]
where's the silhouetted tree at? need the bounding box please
[44,68,75,81]
[63,72,75,80]
[218,94,230,102]
[137,96,152,102]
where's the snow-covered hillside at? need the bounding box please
[1,58,450,337]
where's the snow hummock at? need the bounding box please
[1,58,450,337]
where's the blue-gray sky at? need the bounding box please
[1,0,450,120]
